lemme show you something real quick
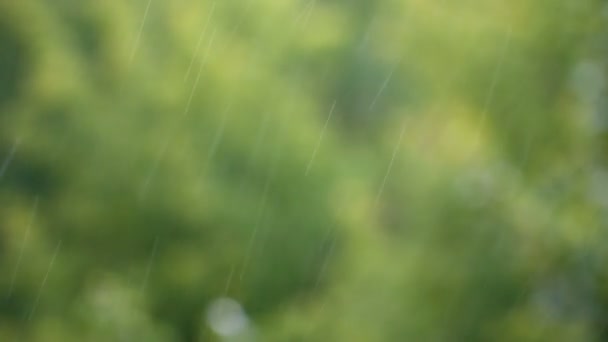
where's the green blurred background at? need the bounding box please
[1,0,608,341]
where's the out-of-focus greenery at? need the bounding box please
[1,0,607,341]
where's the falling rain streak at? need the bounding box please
[0,138,19,180]
[294,0,317,29]
[140,236,160,295]
[229,3,321,287]
[471,25,513,155]
[139,28,217,202]
[129,0,153,64]
[205,104,232,163]
[305,101,336,176]
[439,24,515,325]
[369,65,397,110]
[239,168,273,282]
[26,240,62,322]
[222,109,272,296]
[184,2,217,83]
[374,120,408,208]
[236,81,303,285]
[7,197,38,298]
[182,28,218,121]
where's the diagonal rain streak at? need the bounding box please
[184,2,217,83]
[294,0,317,29]
[438,24,514,325]
[192,38,264,195]
[471,25,513,156]
[204,103,232,166]
[193,101,235,195]
[7,196,39,298]
[26,240,62,322]
[140,236,160,295]
[129,0,154,64]
[221,110,272,295]
[369,65,398,110]
[374,119,408,209]
[139,28,218,202]
[181,28,218,121]
[236,2,336,286]
[205,3,321,291]
[238,156,276,282]
[305,100,336,176]
[237,82,301,284]
[0,138,20,180]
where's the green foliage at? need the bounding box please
[1,0,607,341]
